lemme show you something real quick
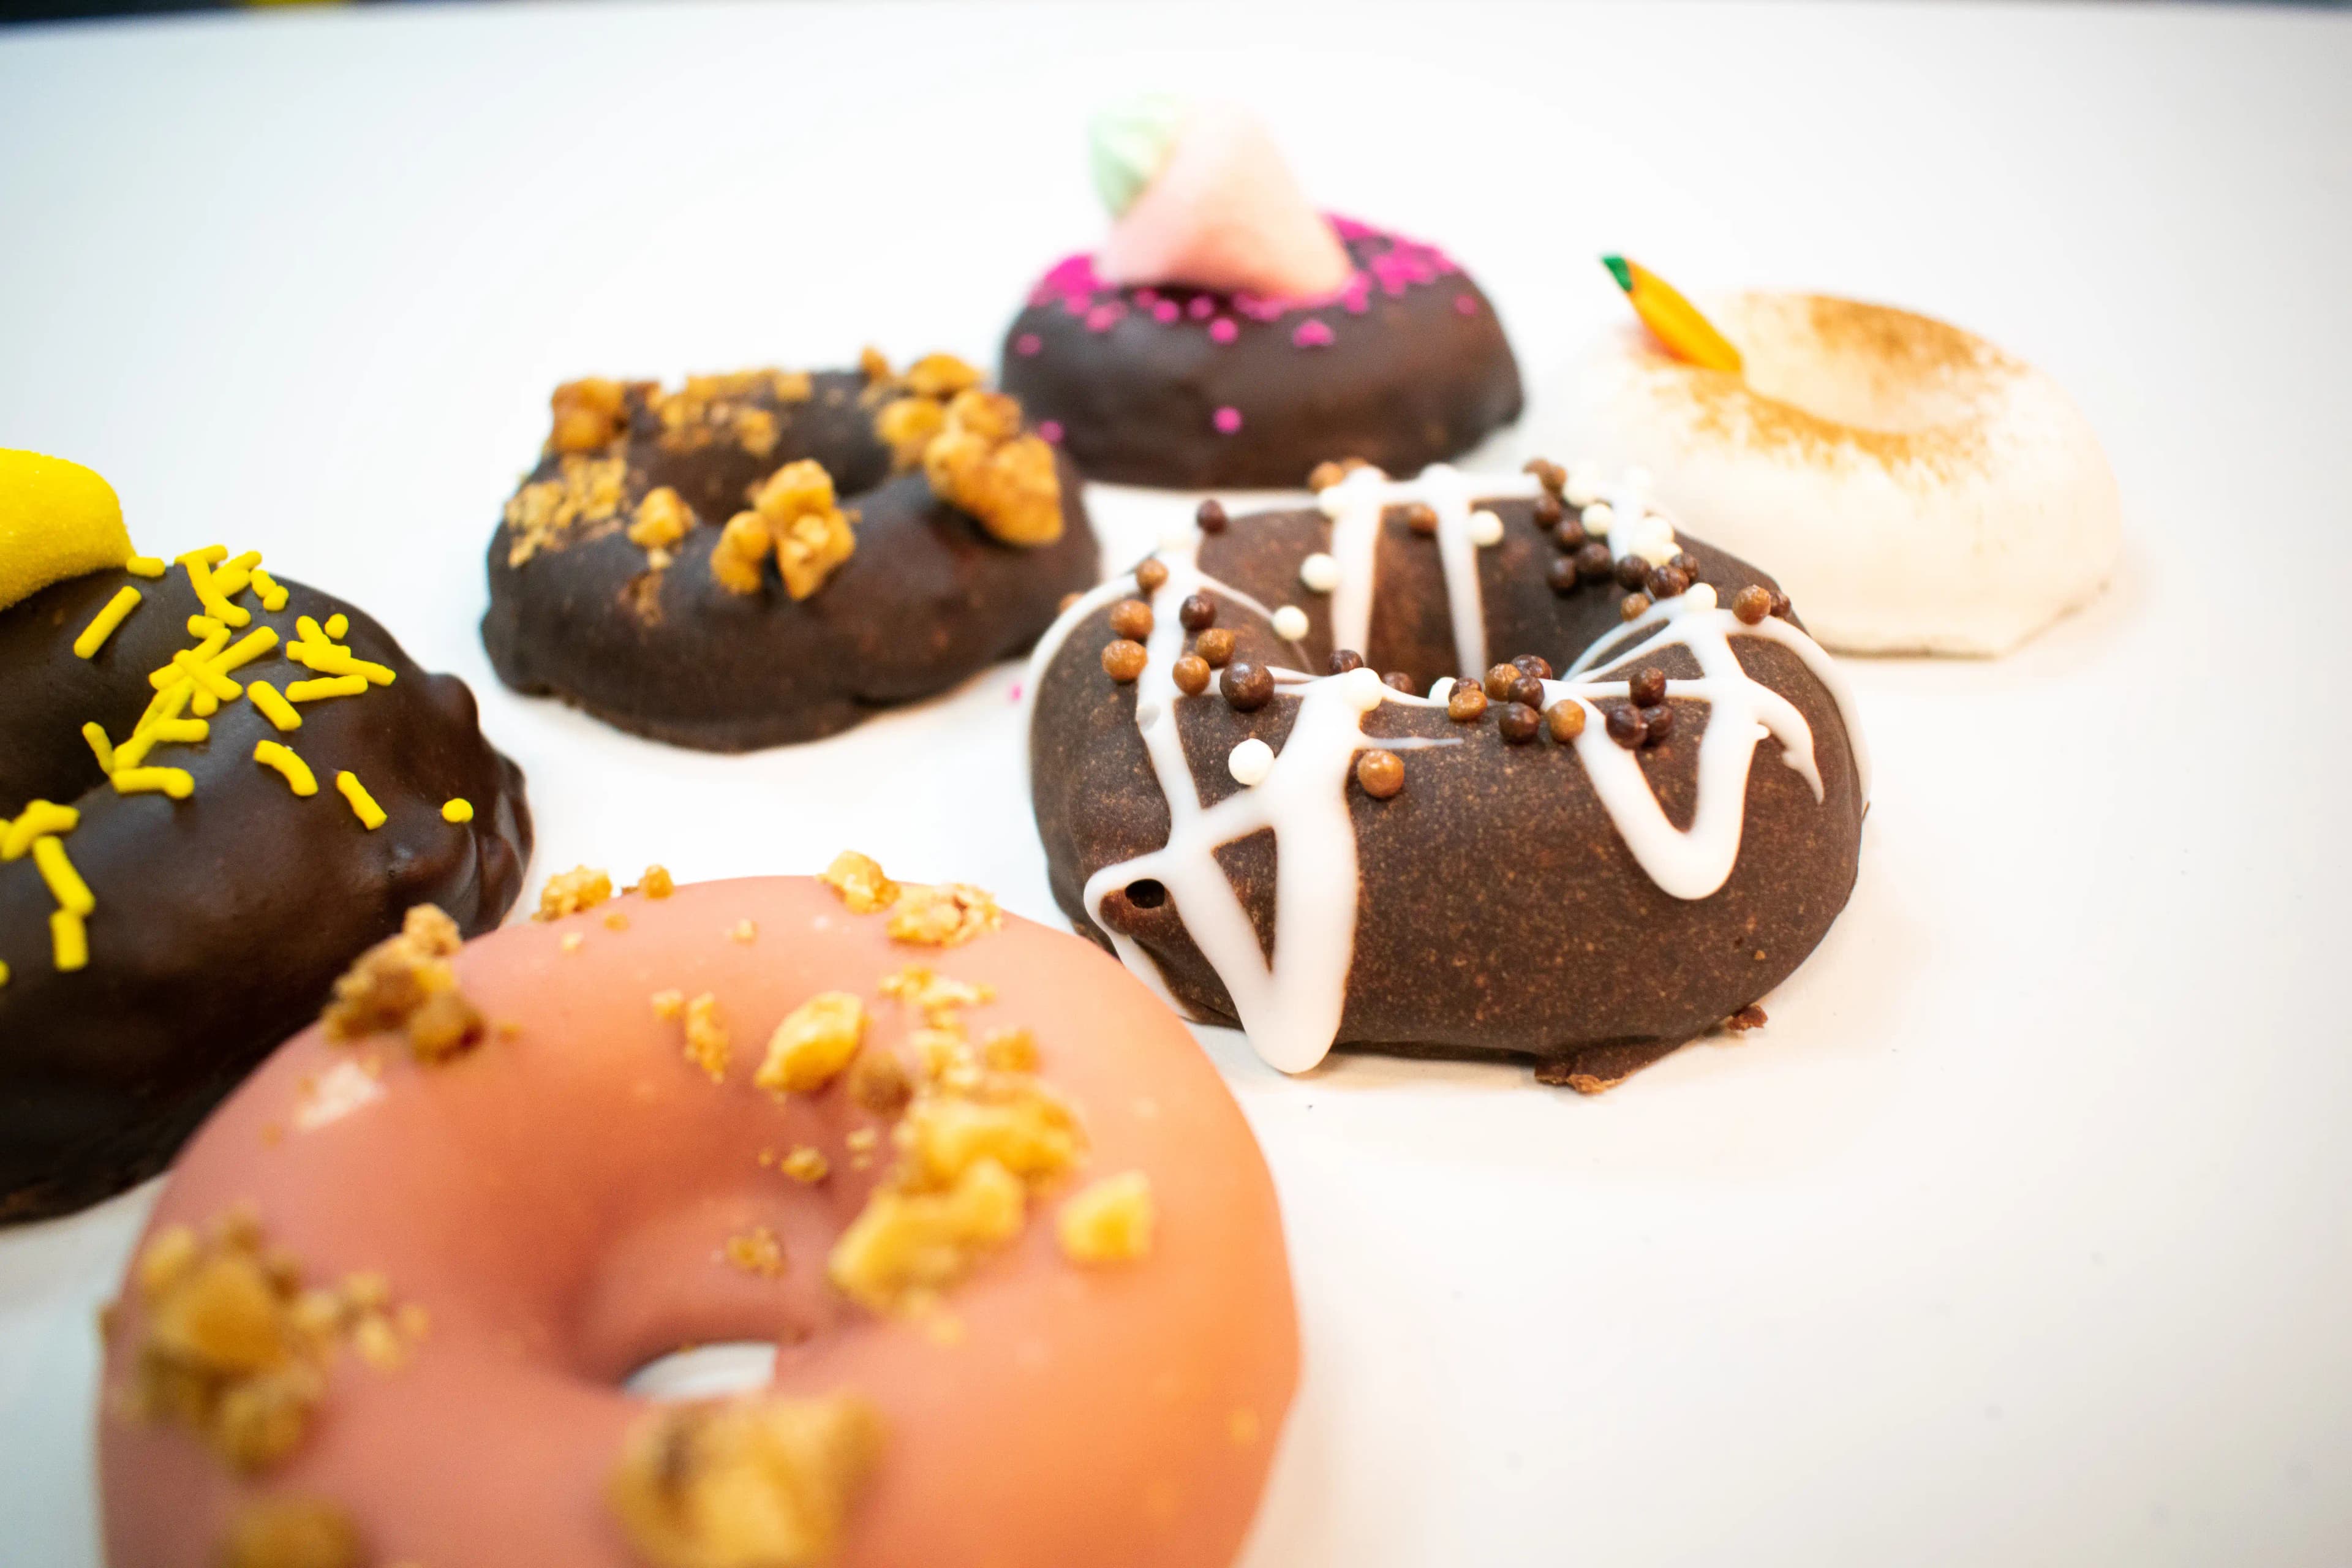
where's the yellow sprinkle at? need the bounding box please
[441,797,474,823]
[146,719,208,746]
[324,613,349,639]
[149,629,228,690]
[254,741,318,796]
[50,909,88,971]
[2,802,77,860]
[81,722,115,773]
[126,556,167,579]
[113,767,194,799]
[336,771,387,829]
[285,639,394,685]
[286,674,368,703]
[225,549,262,573]
[176,545,228,568]
[179,554,251,629]
[247,680,301,731]
[0,959,9,986]
[250,568,289,611]
[32,835,94,916]
[214,626,280,674]
[186,614,224,638]
[72,585,143,659]
[296,614,330,646]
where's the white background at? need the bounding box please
[3,2,2350,1563]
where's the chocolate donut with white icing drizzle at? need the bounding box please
[1026,461,1867,1088]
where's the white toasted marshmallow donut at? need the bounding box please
[1555,293,2120,655]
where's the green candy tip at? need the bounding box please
[1600,255,1634,292]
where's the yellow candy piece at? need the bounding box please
[0,450,134,614]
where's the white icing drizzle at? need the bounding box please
[1022,465,1869,1076]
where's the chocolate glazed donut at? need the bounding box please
[1000,219,1524,489]
[483,363,1100,751]
[1028,465,1866,1089]
[0,565,530,1221]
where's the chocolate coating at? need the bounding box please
[1029,497,1863,1088]
[1000,222,1523,488]
[483,370,1100,752]
[1,566,530,1221]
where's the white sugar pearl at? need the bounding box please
[1299,552,1340,593]
[1580,501,1615,533]
[1272,605,1310,642]
[1621,464,1653,495]
[1228,737,1275,786]
[1684,582,1718,611]
[1467,508,1504,547]
[1564,461,1602,508]
[1637,538,1680,567]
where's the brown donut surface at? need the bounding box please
[1028,464,1866,1088]
[483,360,1101,751]
[0,558,529,1220]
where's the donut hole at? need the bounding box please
[1123,878,1169,910]
[1727,295,1999,437]
[623,1341,779,1402]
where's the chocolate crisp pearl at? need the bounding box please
[1532,492,1564,528]
[1355,749,1405,799]
[1646,565,1690,601]
[1553,518,1588,552]
[1630,667,1668,707]
[1575,542,1614,582]
[1619,592,1653,622]
[1101,639,1148,682]
[1615,554,1650,590]
[1403,503,1438,537]
[1546,557,1580,596]
[1733,585,1773,625]
[1447,682,1488,723]
[1134,559,1169,594]
[1605,703,1648,748]
[1482,663,1521,702]
[1108,598,1154,640]
[1195,499,1228,534]
[1171,654,1211,695]
[1638,703,1675,745]
[1545,700,1586,742]
[1327,649,1365,675]
[1512,654,1553,681]
[1498,702,1540,744]
[1382,671,1418,693]
[1179,594,1218,631]
[1506,674,1546,710]
[1221,661,1274,711]
[1194,628,1236,668]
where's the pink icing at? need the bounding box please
[1095,102,1352,299]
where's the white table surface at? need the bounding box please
[4,2,2350,1564]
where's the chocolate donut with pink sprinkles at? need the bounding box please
[999,100,1521,489]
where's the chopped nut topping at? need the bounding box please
[708,459,858,600]
[722,1226,786,1280]
[608,1393,883,1568]
[979,1027,1039,1072]
[320,905,481,1061]
[549,377,630,454]
[858,345,893,384]
[756,992,867,1096]
[846,1047,913,1115]
[873,396,946,470]
[683,993,730,1083]
[505,454,629,567]
[651,989,685,1021]
[781,1146,831,1184]
[876,965,994,1019]
[827,1156,1027,1314]
[923,390,1063,546]
[819,851,899,914]
[126,1212,421,1474]
[535,865,614,921]
[628,486,693,551]
[648,369,812,458]
[902,353,985,401]
[729,919,758,944]
[1057,1171,1156,1264]
[632,864,677,899]
[710,511,771,596]
[898,1072,1085,1189]
[886,882,1001,948]
[217,1496,364,1568]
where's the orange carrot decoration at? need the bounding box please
[1602,255,1743,374]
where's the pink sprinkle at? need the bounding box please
[1038,420,1064,443]
[1212,406,1243,435]
[1208,318,1239,345]
[1453,293,1479,317]
[1292,318,1335,348]
[1085,303,1124,333]
[1014,332,1043,356]
[1153,300,1180,323]
[1008,682,1024,702]
[1188,296,1216,320]
[1061,295,1091,317]
[1136,288,1160,306]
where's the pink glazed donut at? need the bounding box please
[99,865,1297,1568]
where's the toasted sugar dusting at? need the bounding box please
[217,1496,364,1568]
[505,454,628,567]
[820,851,900,914]
[781,1145,831,1184]
[886,883,1001,948]
[924,389,1063,546]
[320,905,483,1062]
[722,1226,787,1280]
[126,1212,423,1474]
[608,1393,883,1568]
[535,865,614,922]
[876,964,995,1018]
[756,992,867,1096]
[1057,1171,1156,1264]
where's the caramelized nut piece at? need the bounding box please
[756,992,867,1096]
[1058,1171,1156,1264]
[923,390,1063,546]
[819,851,900,914]
[549,377,628,453]
[608,1394,884,1568]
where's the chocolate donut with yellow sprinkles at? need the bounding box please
[0,450,531,1222]
[481,352,1099,750]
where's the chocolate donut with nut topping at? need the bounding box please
[1026,460,1866,1089]
[1,533,530,1222]
[482,354,1099,751]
